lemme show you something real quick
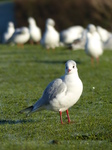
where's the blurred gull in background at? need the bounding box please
[96,26,112,49]
[103,34,112,50]
[41,18,60,49]
[69,29,87,50]
[97,26,111,43]
[70,25,112,51]
[60,25,84,46]
[28,17,41,44]
[2,21,15,44]
[85,24,103,64]
[10,27,30,47]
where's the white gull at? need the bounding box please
[19,60,83,124]
[2,21,15,44]
[28,17,41,44]
[85,24,103,64]
[60,26,84,46]
[41,18,60,49]
[10,27,30,46]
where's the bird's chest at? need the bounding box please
[65,79,82,95]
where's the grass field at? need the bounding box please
[0,44,112,150]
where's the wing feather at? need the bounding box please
[32,78,67,111]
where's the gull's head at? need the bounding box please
[46,18,55,26]
[65,60,77,75]
[28,17,36,25]
[8,22,14,28]
[87,24,96,33]
[20,27,29,34]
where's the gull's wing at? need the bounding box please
[32,78,67,111]
[19,78,67,114]
[42,78,67,102]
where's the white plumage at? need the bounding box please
[41,18,60,49]
[2,22,15,44]
[70,29,87,50]
[85,24,103,64]
[60,26,84,45]
[96,26,111,43]
[10,27,30,45]
[20,60,83,124]
[28,17,41,43]
[103,35,112,50]
[96,26,112,50]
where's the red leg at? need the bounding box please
[66,109,71,123]
[59,111,63,124]
[17,43,24,49]
[30,40,34,45]
[91,57,94,66]
[96,57,99,64]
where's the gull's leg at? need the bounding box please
[96,57,99,64]
[66,109,71,123]
[30,40,34,45]
[17,43,24,49]
[59,111,63,124]
[91,57,94,66]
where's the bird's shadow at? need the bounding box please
[0,119,38,125]
[0,59,81,65]
[37,60,81,64]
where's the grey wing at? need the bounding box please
[33,78,67,111]
[42,78,67,103]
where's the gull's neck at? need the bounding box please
[64,72,79,82]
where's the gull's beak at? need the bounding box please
[68,69,71,72]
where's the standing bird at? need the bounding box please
[10,27,30,47]
[28,17,41,44]
[2,21,15,44]
[19,60,83,124]
[85,24,103,65]
[41,18,60,49]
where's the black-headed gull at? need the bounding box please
[41,18,59,49]
[19,60,83,124]
[28,17,41,44]
[85,24,103,64]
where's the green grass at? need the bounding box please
[0,44,112,150]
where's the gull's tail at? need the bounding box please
[19,106,34,116]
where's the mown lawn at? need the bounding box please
[0,44,112,150]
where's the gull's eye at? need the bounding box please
[73,66,75,68]
[66,66,68,69]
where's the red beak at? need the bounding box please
[68,69,71,72]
